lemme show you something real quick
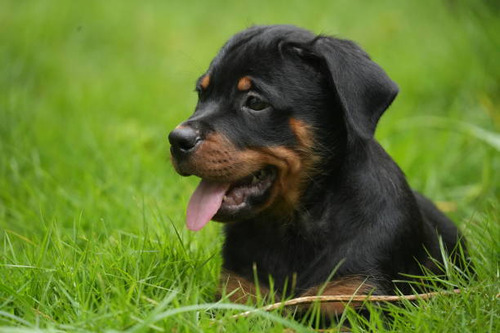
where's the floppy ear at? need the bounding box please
[311,37,399,140]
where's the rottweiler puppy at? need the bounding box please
[168,25,465,315]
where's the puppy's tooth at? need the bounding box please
[252,175,259,185]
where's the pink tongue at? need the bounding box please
[186,180,230,231]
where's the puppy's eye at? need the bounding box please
[245,96,269,111]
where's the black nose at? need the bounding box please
[168,126,202,154]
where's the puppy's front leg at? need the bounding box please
[218,269,271,304]
[299,276,377,315]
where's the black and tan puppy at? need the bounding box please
[168,25,465,314]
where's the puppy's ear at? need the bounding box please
[309,37,399,140]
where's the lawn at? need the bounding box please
[0,0,498,332]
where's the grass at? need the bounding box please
[0,0,498,331]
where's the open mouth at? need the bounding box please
[221,166,277,211]
[186,166,277,231]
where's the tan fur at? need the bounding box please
[219,269,271,303]
[299,276,375,315]
[289,118,314,149]
[237,76,252,91]
[219,271,375,315]
[171,120,320,216]
[200,74,210,90]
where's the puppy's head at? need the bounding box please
[168,25,398,231]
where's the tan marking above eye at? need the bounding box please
[200,75,210,89]
[237,76,252,91]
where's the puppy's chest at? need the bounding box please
[223,223,323,287]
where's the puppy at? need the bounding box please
[168,25,465,314]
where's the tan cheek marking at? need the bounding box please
[237,76,252,91]
[185,136,302,211]
[231,146,303,216]
[251,118,318,212]
[289,118,314,149]
[200,75,210,89]
[175,121,319,215]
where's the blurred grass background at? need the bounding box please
[0,0,498,331]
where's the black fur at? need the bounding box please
[171,25,465,297]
